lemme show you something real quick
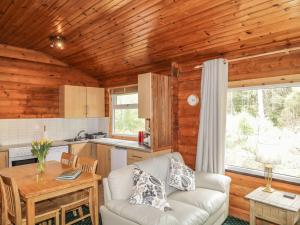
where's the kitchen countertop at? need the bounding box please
[0,138,151,152]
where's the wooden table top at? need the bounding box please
[0,161,101,198]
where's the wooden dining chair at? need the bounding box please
[0,175,60,225]
[60,152,78,168]
[0,176,8,225]
[55,156,98,225]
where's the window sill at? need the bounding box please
[225,165,300,185]
[110,134,138,141]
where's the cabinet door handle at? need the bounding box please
[132,155,143,159]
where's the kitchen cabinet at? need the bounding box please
[96,144,111,178]
[59,85,105,118]
[70,143,92,157]
[138,73,172,151]
[0,151,8,170]
[87,87,105,117]
[138,74,152,119]
[127,149,172,165]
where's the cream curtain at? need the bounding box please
[196,59,228,174]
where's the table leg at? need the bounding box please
[26,198,35,225]
[89,187,95,225]
[287,211,295,225]
[93,181,99,225]
[250,200,256,225]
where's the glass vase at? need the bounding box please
[37,157,45,174]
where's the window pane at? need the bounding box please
[115,93,138,105]
[225,86,300,178]
[113,108,145,136]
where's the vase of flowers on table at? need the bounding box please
[31,139,52,174]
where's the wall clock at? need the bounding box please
[187,94,199,106]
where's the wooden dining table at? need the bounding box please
[0,160,101,225]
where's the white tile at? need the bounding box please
[0,117,101,145]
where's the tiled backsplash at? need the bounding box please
[0,118,109,146]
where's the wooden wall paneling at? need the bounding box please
[0,44,67,66]
[0,45,99,119]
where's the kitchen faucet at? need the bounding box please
[75,130,86,141]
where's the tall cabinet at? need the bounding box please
[59,85,105,118]
[138,73,172,151]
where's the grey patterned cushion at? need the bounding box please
[129,168,170,211]
[168,158,195,191]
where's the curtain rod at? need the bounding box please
[194,46,300,69]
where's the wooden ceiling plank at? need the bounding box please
[62,0,273,54]
[69,14,300,69]
[6,0,68,45]
[0,0,35,35]
[29,1,125,47]
[61,0,290,64]
[10,0,85,46]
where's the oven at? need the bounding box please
[8,145,69,167]
[9,146,37,167]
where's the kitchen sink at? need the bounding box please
[64,138,88,142]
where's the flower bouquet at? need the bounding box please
[31,139,52,174]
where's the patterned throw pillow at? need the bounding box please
[168,158,195,191]
[129,168,170,211]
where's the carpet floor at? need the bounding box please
[63,207,249,225]
[45,206,249,225]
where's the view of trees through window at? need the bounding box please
[225,85,300,178]
[112,93,145,136]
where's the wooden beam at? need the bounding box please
[0,44,68,66]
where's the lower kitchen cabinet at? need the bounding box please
[0,151,8,170]
[70,143,92,157]
[127,149,172,165]
[96,144,111,178]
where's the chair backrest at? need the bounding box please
[76,156,98,174]
[0,177,8,225]
[0,175,22,225]
[61,152,77,168]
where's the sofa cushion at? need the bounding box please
[135,152,184,196]
[108,164,137,200]
[169,188,226,215]
[168,158,195,191]
[107,199,209,225]
[129,168,170,211]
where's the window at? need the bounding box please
[225,84,300,182]
[111,92,145,137]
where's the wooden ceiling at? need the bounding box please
[1,0,300,82]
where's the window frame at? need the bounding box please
[225,82,300,184]
[111,92,141,138]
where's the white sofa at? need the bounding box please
[100,152,231,225]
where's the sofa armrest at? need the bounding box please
[103,178,112,205]
[195,172,231,193]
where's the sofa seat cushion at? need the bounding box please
[106,199,209,225]
[169,188,226,215]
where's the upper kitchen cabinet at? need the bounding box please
[86,87,105,117]
[59,85,105,118]
[138,74,152,119]
[138,73,172,151]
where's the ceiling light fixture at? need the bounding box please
[49,35,65,50]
